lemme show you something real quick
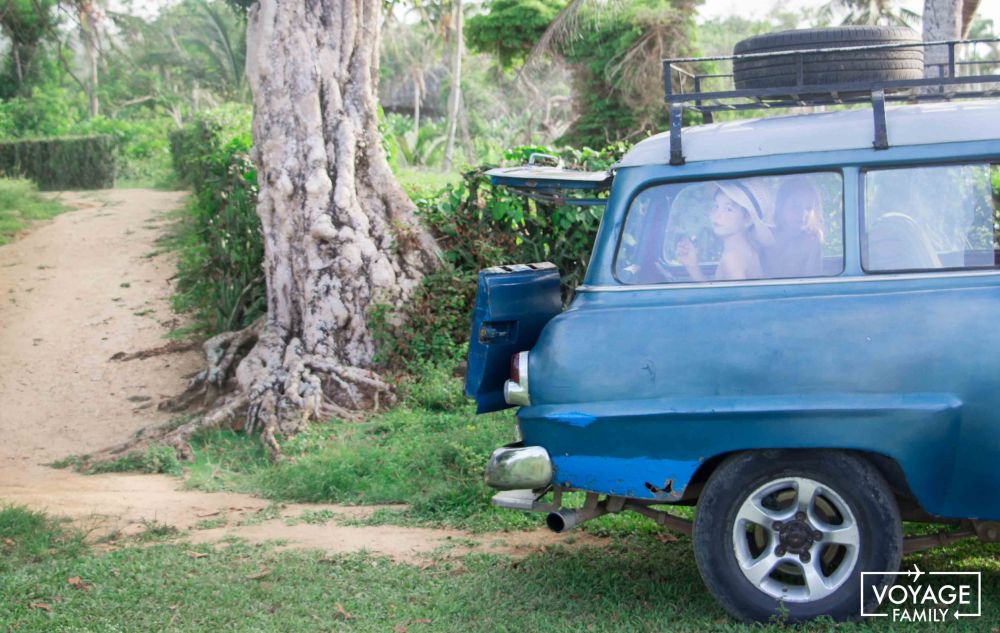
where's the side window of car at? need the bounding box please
[615,172,844,284]
[862,164,999,272]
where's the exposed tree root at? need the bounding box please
[109,340,200,362]
[157,317,265,413]
[89,317,396,466]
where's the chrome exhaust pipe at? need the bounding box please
[546,509,577,533]
[545,506,607,533]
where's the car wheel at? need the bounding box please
[732,26,924,91]
[693,450,902,623]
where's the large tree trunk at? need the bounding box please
[458,93,475,165]
[12,46,23,90]
[92,0,439,464]
[80,3,99,118]
[923,0,962,78]
[412,70,422,135]
[443,0,462,170]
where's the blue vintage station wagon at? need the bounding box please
[465,28,1000,623]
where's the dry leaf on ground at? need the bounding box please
[67,576,91,591]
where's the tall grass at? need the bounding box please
[0,178,67,244]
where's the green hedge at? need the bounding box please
[0,135,115,190]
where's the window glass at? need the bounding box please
[862,164,998,272]
[615,173,844,284]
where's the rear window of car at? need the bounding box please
[862,164,1000,273]
[615,172,844,284]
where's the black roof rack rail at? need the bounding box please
[662,37,1000,166]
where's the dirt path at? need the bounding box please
[0,190,594,562]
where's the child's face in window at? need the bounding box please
[709,192,751,238]
[776,192,816,233]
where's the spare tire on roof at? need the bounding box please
[732,26,924,91]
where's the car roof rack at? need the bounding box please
[662,37,1000,166]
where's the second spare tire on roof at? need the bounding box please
[732,26,924,91]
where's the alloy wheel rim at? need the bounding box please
[731,476,860,603]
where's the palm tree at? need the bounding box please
[817,0,919,26]
[0,0,59,95]
[520,0,698,144]
[381,22,443,135]
[177,0,247,101]
[59,0,103,117]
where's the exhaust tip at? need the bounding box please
[546,511,571,533]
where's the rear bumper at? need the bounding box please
[484,443,553,490]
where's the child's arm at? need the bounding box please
[676,237,706,281]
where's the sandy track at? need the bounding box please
[0,190,592,562]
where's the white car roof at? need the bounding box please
[618,99,1000,167]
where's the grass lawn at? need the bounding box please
[2,504,999,632]
[0,178,68,244]
[180,366,667,536]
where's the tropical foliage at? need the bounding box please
[168,105,261,335]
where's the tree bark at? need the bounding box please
[92,0,439,464]
[12,45,23,90]
[443,0,462,170]
[961,0,980,37]
[80,2,99,118]
[923,0,962,78]
[412,70,421,135]
[458,92,475,165]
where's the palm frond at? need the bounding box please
[521,0,620,69]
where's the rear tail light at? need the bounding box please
[504,352,530,406]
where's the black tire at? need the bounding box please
[732,26,924,91]
[693,450,902,623]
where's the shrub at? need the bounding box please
[0,85,83,139]
[169,103,251,190]
[65,116,175,185]
[371,143,625,372]
[0,135,115,190]
[169,105,263,335]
